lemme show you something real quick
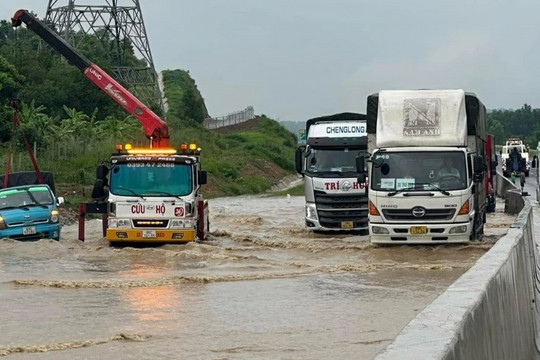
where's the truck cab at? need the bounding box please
[0,182,64,241]
[501,139,529,177]
[100,144,209,245]
[295,113,369,233]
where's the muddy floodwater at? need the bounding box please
[0,194,516,359]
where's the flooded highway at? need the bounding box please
[0,193,516,359]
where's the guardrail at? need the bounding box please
[203,106,255,129]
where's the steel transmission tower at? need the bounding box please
[45,0,164,115]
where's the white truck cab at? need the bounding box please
[295,113,369,233]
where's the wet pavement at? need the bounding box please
[0,193,517,359]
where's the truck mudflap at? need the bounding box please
[106,229,196,242]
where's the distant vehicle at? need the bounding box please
[501,139,529,177]
[0,172,64,241]
[362,89,488,244]
[295,113,369,233]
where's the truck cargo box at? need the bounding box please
[0,172,56,195]
[367,90,486,148]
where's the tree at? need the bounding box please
[0,55,24,142]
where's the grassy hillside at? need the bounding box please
[5,69,297,208]
[160,69,298,197]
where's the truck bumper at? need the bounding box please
[305,218,368,232]
[106,229,196,243]
[0,225,60,241]
[369,221,472,244]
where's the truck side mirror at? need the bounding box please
[473,156,484,174]
[295,147,305,175]
[472,156,484,183]
[198,170,207,185]
[96,164,109,180]
[356,156,366,183]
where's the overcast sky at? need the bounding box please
[4,1,540,121]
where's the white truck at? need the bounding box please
[501,138,530,177]
[295,113,369,233]
[362,90,487,244]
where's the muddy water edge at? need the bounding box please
[0,195,514,359]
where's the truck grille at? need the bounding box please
[8,219,49,226]
[314,191,368,229]
[132,219,169,228]
[382,208,455,221]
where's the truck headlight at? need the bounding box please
[306,203,318,221]
[371,226,389,234]
[0,216,5,230]
[170,219,185,229]
[183,220,194,228]
[50,210,59,223]
[450,225,468,234]
[108,218,130,228]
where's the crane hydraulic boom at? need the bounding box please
[12,9,170,148]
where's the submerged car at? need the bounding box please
[0,184,64,241]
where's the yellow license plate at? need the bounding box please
[410,226,427,235]
[341,221,354,229]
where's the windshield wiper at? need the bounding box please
[115,187,145,199]
[25,190,49,208]
[314,171,344,177]
[144,191,184,199]
[388,183,450,197]
[420,183,451,196]
[387,186,417,197]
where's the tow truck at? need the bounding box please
[12,9,209,244]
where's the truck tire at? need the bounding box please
[470,214,484,242]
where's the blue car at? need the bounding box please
[0,184,64,241]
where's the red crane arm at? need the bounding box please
[12,9,169,148]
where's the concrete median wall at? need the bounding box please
[374,200,540,359]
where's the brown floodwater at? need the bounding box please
[0,193,516,359]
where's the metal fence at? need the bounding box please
[203,106,255,129]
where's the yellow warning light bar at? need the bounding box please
[126,148,178,155]
[124,143,133,150]
[189,143,197,150]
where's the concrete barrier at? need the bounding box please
[505,189,526,215]
[496,171,526,215]
[496,171,519,199]
[374,201,540,360]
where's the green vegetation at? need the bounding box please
[487,104,540,147]
[0,20,297,209]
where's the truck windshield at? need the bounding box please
[110,163,192,197]
[0,186,53,209]
[371,151,468,191]
[306,148,367,177]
